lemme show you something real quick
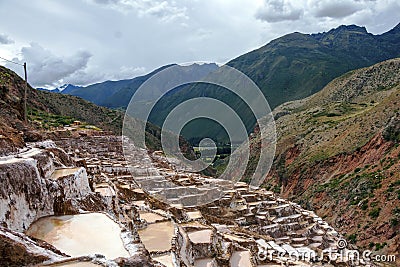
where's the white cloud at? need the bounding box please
[0,0,398,88]
[89,0,188,22]
[108,65,147,80]
[4,42,148,87]
[8,43,92,87]
[309,0,362,18]
[256,0,303,22]
[0,33,14,44]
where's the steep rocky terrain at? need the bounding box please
[0,65,122,155]
[251,58,400,257]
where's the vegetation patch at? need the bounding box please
[368,207,381,218]
[28,108,77,129]
[347,172,383,206]
[347,233,358,244]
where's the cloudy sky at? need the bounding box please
[0,0,398,88]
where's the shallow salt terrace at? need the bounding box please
[153,252,175,267]
[230,250,252,267]
[132,200,147,207]
[95,185,115,197]
[139,211,165,223]
[51,167,82,179]
[186,211,203,220]
[49,261,101,267]
[26,213,129,259]
[194,258,216,267]
[138,221,175,252]
[187,229,213,244]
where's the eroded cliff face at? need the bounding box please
[269,133,400,250]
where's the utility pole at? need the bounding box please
[0,57,28,122]
[23,62,27,123]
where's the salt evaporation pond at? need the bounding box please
[139,211,165,223]
[194,258,216,267]
[51,167,82,179]
[153,252,174,267]
[49,261,100,267]
[26,213,129,259]
[229,250,252,267]
[138,221,175,252]
[188,229,213,244]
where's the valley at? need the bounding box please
[0,22,399,267]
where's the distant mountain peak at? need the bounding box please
[309,24,370,39]
[334,24,368,33]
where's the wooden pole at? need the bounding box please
[23,62,27,123]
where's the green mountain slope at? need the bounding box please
[60,63,219,109]
[227,24,400,108]
[149,24,400,143]
[41,24,399,144]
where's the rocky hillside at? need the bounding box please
[0,65,121,154]
[252,58,400,256]
[0,65,189,156]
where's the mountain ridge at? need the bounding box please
[33,24,400,144]
[227,23,400,107]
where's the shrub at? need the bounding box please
[272,185,281,194]
[348,233,357,243]
[361,202,368,210]
[374,242,387,250]
[393,207,400,215]
[369,207,381,218]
